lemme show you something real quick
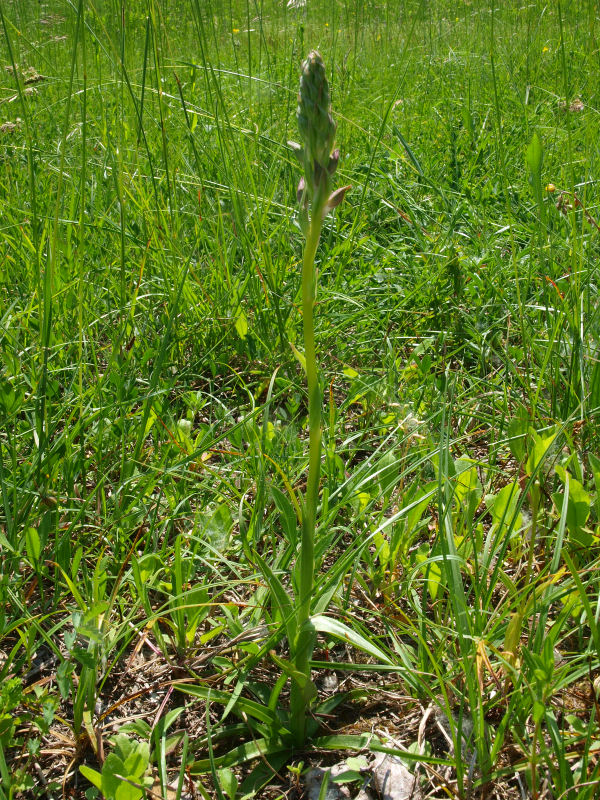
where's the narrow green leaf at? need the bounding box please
[268,651,317,703]
[173,684,286,728]
[253,551,296,644]
[188,739,290,773]
[289,342,306,373]
[310,615,393,665]
[392,124,424,176]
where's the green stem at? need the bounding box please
[290,208,324,745]
[525,481,540,587]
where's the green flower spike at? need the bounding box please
[289,50,351,222]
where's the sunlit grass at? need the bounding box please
[0,1,599,798]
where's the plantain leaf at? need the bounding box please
[553,466,592,547]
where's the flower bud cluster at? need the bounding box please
[288,51,350,231]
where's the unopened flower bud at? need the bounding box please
[288,140,305,166]
[297,177,306,205]
[296,51,337,208]
[292,51,350,222]
[327,149,340,176]
[323,184,352,216]
[297,51,336,172]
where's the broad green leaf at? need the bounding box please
[553,466,592,546]
[143,405,158,441]
[589,452,600,518]
[559,588,583,620]
[503,610,524,661]
[526,132,545,222]
[91,735,153,800]
[373,531,390,567]
[489,481,521,526]
[348,390,367,408]
[454,457,482,518]
[405,481,436,533]
[202,503,233,549]
[378,450,399,499]
[355,491,370,512]
[183,586,210,644]
[102,755,133,800]
[332,768,365,783]
[345,756,369,772]
[427,559,442,600]
[25,527,41,565]
[526,429,557,477]
[526,132,543,178]
[218,767,238,800]
[0,530,15,553]
[454,458,479,498]
[0,380,15,414]
[79,766,102,792]
[265,420,275,443]
[234,309,248,340]
[416,549,443,600]
[111,734,150,777]
[507,407,529,463]
[532,700,545,724]
[487,480,522,537]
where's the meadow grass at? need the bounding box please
[1,1,600,798]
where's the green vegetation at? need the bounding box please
[1,1,599,798]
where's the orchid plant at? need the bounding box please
[287,51,350,744]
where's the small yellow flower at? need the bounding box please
[542,46,549,53]
[324,22,328,26]
[233,28,239,34]
[545,183,556,193]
